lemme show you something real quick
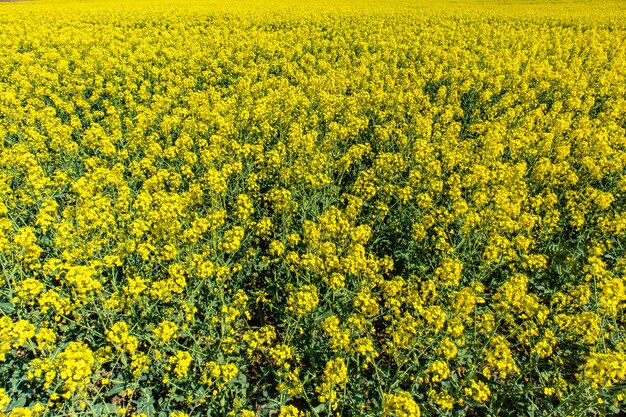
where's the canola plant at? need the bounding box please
[0,0,625,416]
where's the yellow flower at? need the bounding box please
[426,360,450,383]
[277,405,303,417]
[221,226,245,253]
[64,265,103,296]
[354,289,380,318]
[316,357,348,410]
[464,379,491,403]
[153,320,179,343]
[56,342,95,394]
[35,199,58,233]
[9,408,33,417]
[9,320,35,349]
[269,344,295,368]
[106,322,139,354]
[581,350,626,388]
[235,194,254,221]
[428,389,454,410]
[13,278,45,301]
[485,336,519,378]
[35,328,56,351]
[437,338,458,360]
[0,389,10,411]
[169,351,193,380]
[286,284,318,316]
[131,352,151,376]
[382,391,420,417]
[435,257,463,286]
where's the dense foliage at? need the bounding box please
[1,0,626,416]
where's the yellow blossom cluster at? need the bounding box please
[382,391,421,417]
[315,357,348,410]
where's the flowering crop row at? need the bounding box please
[0,0,625,416]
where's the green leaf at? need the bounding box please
[0,303,15,314]
[106,384,126,397]
[12,396,26,408]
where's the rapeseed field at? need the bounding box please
[1,0,625,415]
